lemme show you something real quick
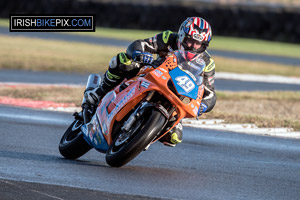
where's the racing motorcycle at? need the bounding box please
[59,50,205,167]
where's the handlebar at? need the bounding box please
[138,61,159,69]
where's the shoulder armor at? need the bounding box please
[202,51,215,73]
[162,30,173,44]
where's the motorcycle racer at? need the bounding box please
[84,17,217,147]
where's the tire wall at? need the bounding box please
[1,0,300,43]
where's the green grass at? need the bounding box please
[68,28,300,59]
[0,18,8,27]
[0,35,123,73]
[1,18,300,59]
[214,56,300,77]
[206,91,300,131]
[216,91,300,101]
[210,36,300,59]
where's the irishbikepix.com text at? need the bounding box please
[10,15,95,32]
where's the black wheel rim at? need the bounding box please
[62,120,83,144]
[110,116,144,153]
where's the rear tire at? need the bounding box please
[106,110,165,167]
[59,120,92,159]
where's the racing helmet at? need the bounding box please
[177,17,212,54]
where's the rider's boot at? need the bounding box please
[160,123,183,147]
[82,70,122,123]
[95,71,123,100]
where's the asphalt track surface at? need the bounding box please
[0,106,300,200]
[1,68,300,91]
[1,27,300,66]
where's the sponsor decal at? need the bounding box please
[193,106,198,115]
[153,69,163,77]
[102,123,108,135]
[96,133,102,144]
[141,81,150,88]
[195,58,205,66]
[87,116,100,140]
[93,138,98,145]
[87,123,94,141]
[107,87,136,122]
[193,33,203,41]
[160,68,168,73]
[197,85,204,99]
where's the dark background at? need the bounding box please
[1,0,300,43]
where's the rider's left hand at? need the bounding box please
[132,50,154,64]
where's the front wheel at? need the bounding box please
[59,119,92,159]
[106,110,165,167]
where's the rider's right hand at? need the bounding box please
[132,50,154,64]
[84,87,100,105]
[198,102,208,117]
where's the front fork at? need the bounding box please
[121,101,152,132]
[120,91,172,143]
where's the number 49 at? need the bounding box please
[175,76,195,93]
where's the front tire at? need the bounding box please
[59,119,92,159]
[106,110,165,167]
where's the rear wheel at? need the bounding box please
[106,110,165,167]
[59,119,92,159]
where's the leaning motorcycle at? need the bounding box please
[59,50,206,167]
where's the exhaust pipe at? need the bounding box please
[82,74,101,124]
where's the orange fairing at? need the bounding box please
[97,54,204,145]
[144,56,204,119]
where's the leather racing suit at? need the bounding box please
[90,30,217,146]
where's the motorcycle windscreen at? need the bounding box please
[169,67,199,100]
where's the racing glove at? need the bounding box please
[132,50,154,64]
[198,102,208,117]
[84,87,101,106]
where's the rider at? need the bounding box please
[84,17,217,147]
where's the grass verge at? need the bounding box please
[1,18,300,59]
[205,91,300,131]
[0,35,299,77]
[62,28,300,59]
[60,29,300,59]
[0,86,299,131]
[0,35,123,73]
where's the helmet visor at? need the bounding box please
[182,37,202,52]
